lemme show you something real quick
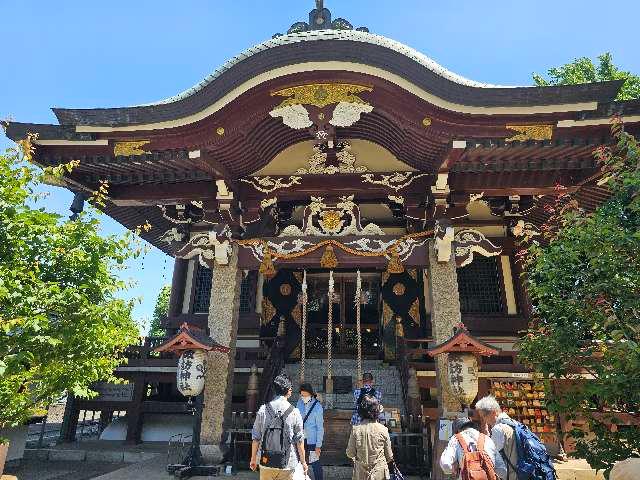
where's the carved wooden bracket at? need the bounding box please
[171,224,234,268]
[434,219,455,263]
[453,229,502,267]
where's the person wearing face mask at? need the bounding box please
[296,383,324,480]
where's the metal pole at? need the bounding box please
[186,394,204,467]
[38,406,49,448]
[79,410,87,439]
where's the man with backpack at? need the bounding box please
[476,395,557,480]
[296,383,324,480]
[351,373,382,425]
[440,416,507,480]
[250,374,308,480]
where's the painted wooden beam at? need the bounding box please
[109,181,216,206]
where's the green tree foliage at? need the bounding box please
[517,119,640,476]
[0,134,141,429]
[148,284,170,337]
[533,52,640,100]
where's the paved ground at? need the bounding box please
[2,460,123,480]
[554,459,605,480]
[2,444,604,480]
[3,459,604,480]
[89,455,174,480]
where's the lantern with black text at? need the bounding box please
[154,323,230,478]
[176,349,207,397]
[428,324,499,409]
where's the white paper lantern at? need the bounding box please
[447,352,479,406]
[176,349,207,397]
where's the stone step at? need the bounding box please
[323,465,354,478]
[23,448,159,463]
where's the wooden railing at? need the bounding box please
[388,415,433,476]
[123,336,176,366]
[235,346,269,369]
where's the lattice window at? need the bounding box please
[192,263,213,313]
[239,274,253,313]
[457,256,504,314]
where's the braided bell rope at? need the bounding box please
[355,270,363,384]
[300,270,308,382]
[327,270,334,391]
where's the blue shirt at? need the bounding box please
[296,398,324,448]
[351,385,382,425]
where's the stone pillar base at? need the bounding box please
[200,444,225,465]
[428,241,464,480]
[433,411,465,480]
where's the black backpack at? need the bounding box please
[357,387,377,406]
[260,403,294,469]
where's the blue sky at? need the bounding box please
[2,0,639,330]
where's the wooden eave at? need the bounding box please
[6,68,636,183]
[154,323,230,355]
[45,32,622,127]
[427,328,500,357]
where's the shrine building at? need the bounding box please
[5,1,640,475]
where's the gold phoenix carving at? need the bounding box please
[271,83,372,109]
[505,125,553,142]
[113,140,150,156]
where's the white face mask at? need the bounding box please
[301,395,312,404]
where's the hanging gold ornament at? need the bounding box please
[386,246,404,274]
[259,245,276,278]
[395,315,405,338]
[320,245,339,269]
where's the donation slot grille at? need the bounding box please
[192,263,213,313]
[457,256,504,314]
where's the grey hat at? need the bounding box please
[452,416,475,434]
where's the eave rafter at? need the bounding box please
[14,67,629,184]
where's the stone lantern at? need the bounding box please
[427,324,499,411]
[155,323,230,479]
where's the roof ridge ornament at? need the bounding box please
[274,0,369,37]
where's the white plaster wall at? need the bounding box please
[0,425,28,462]
[99,414,194,442]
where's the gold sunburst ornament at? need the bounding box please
[320,210,343,232]
[392,282,406,296]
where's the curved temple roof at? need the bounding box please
[50,28,623,128]
[148,29,512,107]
